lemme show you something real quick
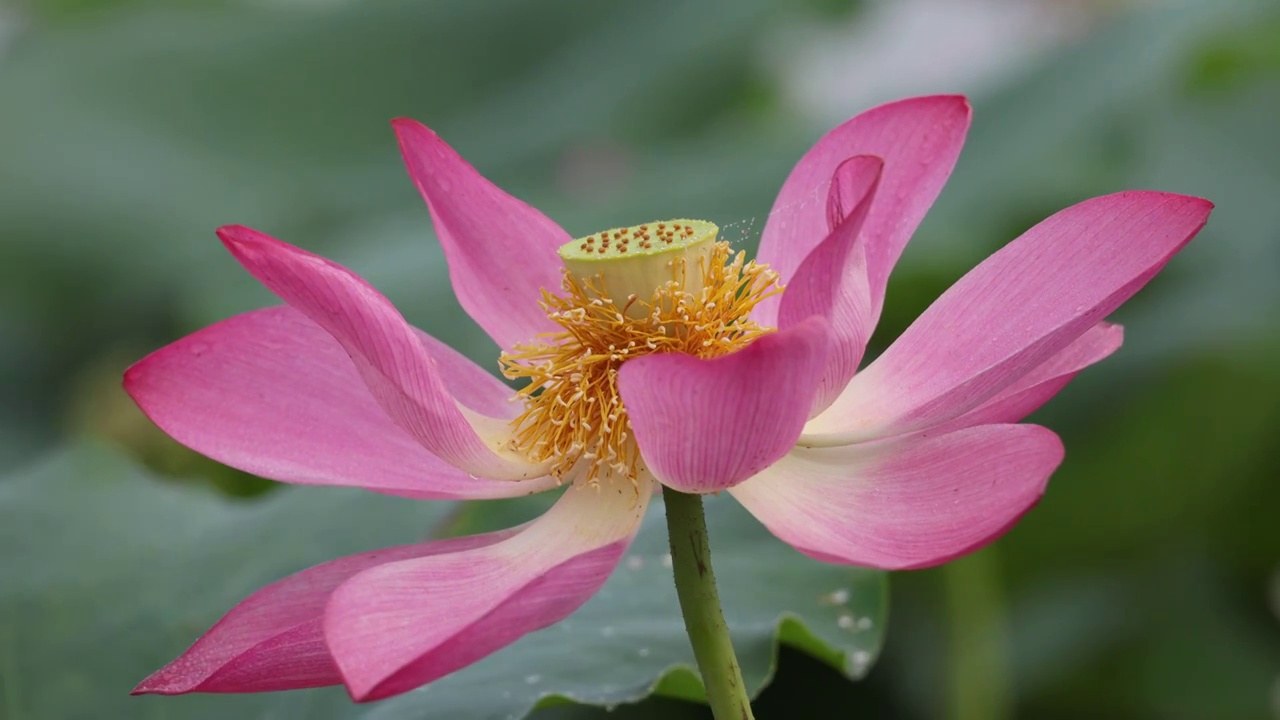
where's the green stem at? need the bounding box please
[944,547,1013,720]
[662,489,755,720]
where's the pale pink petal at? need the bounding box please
[394,119,569,351]
[218,225,544,481]
[777,155,882,415]
[324,481,651,701]
[617,318,829,494]
[125,306,556,499]
[732,424,1062,570]
[755,95,971,326]
[133,531,516,695]
[935,322,1124,432]
[806,192,1213,444]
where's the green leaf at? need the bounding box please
[0,444,885,719]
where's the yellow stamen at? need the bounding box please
[499,220,783,486]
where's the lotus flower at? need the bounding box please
[126,95,1211,701]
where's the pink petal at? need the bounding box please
[324,481,651,701]
[807,192,1213,444]
[393,119,570,351]
[413,324,521,421]
[617,318,830,494]
[125,306,556,499]
[133,531,516,695]
[936,322,1124,432]
[218,225,545,481]
[777,155,882,416]
[731,424,1063,570]
[754,95,971,327]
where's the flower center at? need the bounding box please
[499,220,782,485]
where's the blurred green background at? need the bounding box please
[1,0,1278,718]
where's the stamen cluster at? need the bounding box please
[499,242,782,485]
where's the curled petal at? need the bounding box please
[218,225,544,480]
[618,318,829,493]
[778,155,882,415]
[324,480,651,701]
[936,322,1124,432]
[132,531,516,695]
[731,425,1063,570]
[755,95,971,326]
[413,325,522,420]
[394,119,570,351]
[125,306,556,499]
[806,191,1213,444]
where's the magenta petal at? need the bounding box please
[617,318,829,493]
[133,531,516,695]
[125,306,555,499]
[323,483,651,701]
[755,95,971,326]
[217,225,543,480]
[937,322,1124,432]
[394,119,569,351]
[732,424,1063,570]
[778,155,882,415]
[808,191,1213,443]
